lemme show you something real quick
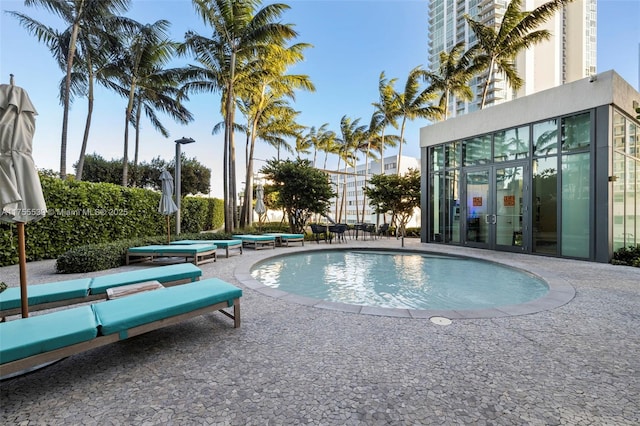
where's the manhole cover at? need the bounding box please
[430,316,452,326]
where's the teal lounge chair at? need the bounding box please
[232,235,276,250]
[170,239,243,258]
[0,263,202,318]
[264,233,305,247]
[0,278,242,377]
[126,244,217,265]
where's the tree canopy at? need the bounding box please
[364,168,421,236]
[260,159,336,233]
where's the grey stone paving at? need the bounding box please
[1,238,639,425]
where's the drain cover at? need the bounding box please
[430,316,452,326]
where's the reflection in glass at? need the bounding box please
[463,135,491,166]
[561,153,590,258]
[533,119,558,156]
[612,152,626,250]
[532,157,558,254]
[465,170,489,243]
[445,142,460,168]
[431,146,444,171]
[430,172,442,241]
[494,126,529,161]
[561,113,591,152]
[495,167,524,246]
[444,171,460,243]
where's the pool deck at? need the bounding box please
[1,238,639,425]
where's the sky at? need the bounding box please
[1,0,639,198]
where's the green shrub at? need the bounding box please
[56,235,168,273]
[1,175,224,267]
[55,232,234,273]
[611,244,640,267]
[0,281,7,293]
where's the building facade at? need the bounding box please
[428,0,597,116]
[420,70,639,262]
[327,155,421,227]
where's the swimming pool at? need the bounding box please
[250,250,549,311]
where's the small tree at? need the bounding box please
[261,159,336,233]
[364,168,421,237]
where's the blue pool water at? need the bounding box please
[250,250,549,310]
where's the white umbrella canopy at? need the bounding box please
[158,170,178,243]
[0,78,47,318]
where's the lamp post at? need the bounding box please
[174,137,195,235]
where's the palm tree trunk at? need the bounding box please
[60,21,82,179]
[397,116,407,175]
[480,58,494,109]
[133,101,142,187]
[122,84,136,186]
[76,51,94,181]
[360,140,371,221]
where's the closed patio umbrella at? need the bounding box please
[0,76,47,318]
[158,170,178,243]
[254,184,266,227]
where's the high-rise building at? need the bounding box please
[326,155,421,227]
[427,0,597,117]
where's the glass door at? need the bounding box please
[463,164,528,251]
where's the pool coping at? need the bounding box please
[234,244,576,320]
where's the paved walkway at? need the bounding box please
[1,238,639,425]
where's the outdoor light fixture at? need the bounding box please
[174,137,195,235]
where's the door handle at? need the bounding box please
[485,214,497,224]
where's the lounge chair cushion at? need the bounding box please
[0,306,99,364]
[171,239,242,248]
[0,279,91,311]
[93,279,242,337]
[89,263,202,295]
[265,233,304,239]
[232,235,275,241]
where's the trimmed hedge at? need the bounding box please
[56,232,232,273]
[1,175,224,267]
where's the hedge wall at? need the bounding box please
[0,175,223,266]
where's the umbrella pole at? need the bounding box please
[167,216,171,244]
[17,222,29,318]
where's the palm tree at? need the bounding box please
[236,42,314,227]
[335,115,366,222]
[466,0,573,108]
[128,67,194,185]
[359,110,383,221]
[8,0,131,178]
[180,0,298,233]
[371,71,400,175]
[425,41,476,120]
[392,65,441,172]
[101,19,175,186]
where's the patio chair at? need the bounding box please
[328,224,348,243]
[310,223,331,243]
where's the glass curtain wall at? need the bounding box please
[612,110,640,250]
[427,110,595,260]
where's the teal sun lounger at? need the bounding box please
[0,263,202,318]
[264,233,305,247]
[170,239,243,258]
[0,278,242,377]
[126,244,217,265]
[232,235,276,250]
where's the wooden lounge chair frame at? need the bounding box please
[126,245,217,265]
[233,235,276,250]
[1,282,241,377]
[265,233,305,247]
[170,240,243,258]
[1,264,202,319]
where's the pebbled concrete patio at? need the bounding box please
[1,238,639,425]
